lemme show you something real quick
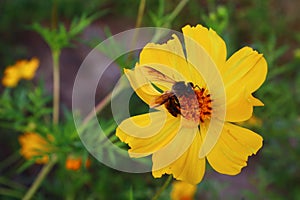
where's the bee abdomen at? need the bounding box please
[165,96,181,117]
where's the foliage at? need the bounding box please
[0,0,299,199]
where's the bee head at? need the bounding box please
[172,81,195,96]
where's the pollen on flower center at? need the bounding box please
[177,85,212,124]
[156,81,213,124]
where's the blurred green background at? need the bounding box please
[0,0,300,199]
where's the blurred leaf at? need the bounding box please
[31,14,97,51]
[202,6,229,34]
[129,186,134,200]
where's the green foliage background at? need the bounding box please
[0,0,300,199]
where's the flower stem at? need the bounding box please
[165,0,189,24]
[52,50,60,124]
[128,0,146,63]
[22,156,57,200]
[51,0,58,30]
[136,0,146,28]
[80,75,126,129]
[151,175,173,200]
[82,91,113,126]
[152,0,189,43]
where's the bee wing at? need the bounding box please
[141,66,176,84]
[151,92,174,108]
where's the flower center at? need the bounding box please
[176,84,212,124]
[159,82,212,124]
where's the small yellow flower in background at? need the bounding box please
[65,156,91,171]
[116,24,267,184]
[2,66,21,87]
[18,132,53,164]
[17,58,39,80]
[2,57,39,87]
[171,181,196,200]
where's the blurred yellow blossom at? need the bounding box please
[2,57,39,87]
[171,181,196,200]
[18,58,40,80]
[18,132,53,164]
[2,66,21,87]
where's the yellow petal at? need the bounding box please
[249,95,264,106]
[223,47,267,93]
[225,86,263,122]
[124,68,162,106]
[182,25,224,90]
[182,24,227,71]
[206,122,263,175]
[152,129,205,185]
[138,34,192,82]
[198,120,224,158]
[116,111,180,157]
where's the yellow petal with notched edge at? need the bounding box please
[137,34,191,82]
[222,47,267,93]
[206,122,263,175]
[182,24,227,71]
[182,25,222,89]
[116,111,180,157]
[124,68,163,106]
[225,85,263,122]
[152,131,205,185]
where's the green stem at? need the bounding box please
[128,0,146,62]
[165,0,189,24]
[22,156,57,200]
[151,175,173,200]
[82,91,113,126]
[52,50,60,124]
[152,0,189,43]
[136,0,146,28]
[80,76,126,131]
[51,0,58,30]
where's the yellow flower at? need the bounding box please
[171,181,196,200]
[18,132,52,164]
[2,66,21,87]
[65,156,91,171]
[116,24,267,184]
[17,57,40,80]
[2,58,39,87]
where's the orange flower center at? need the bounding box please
[177,84,212,124]
[160,82,212,124]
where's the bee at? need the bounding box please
[142,66,202,118]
